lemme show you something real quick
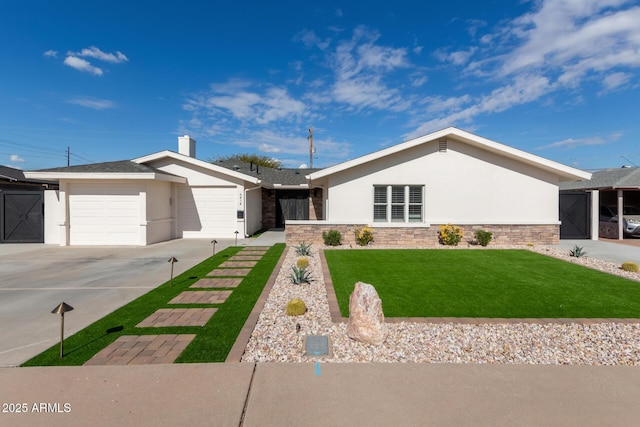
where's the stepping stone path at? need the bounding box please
[136,308,218,327]
[169,291,232,305]
[84,334,196,365]
[190,278,242,288]
[84,246,270,365]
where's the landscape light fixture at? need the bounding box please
[51,302,74,358]
[168,256,178,288]
[211,239,218,256]
[234,230,239,246]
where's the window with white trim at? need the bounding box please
[373,185,423,223]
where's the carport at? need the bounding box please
[560,166,640,240]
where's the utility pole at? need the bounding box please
[67,146,70,167]
[308,128,313,169]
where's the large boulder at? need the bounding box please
[346,282,388,345]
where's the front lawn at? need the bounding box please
[324,249,640,318]
[22,244,285,366]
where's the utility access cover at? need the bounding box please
[305,335,330,357]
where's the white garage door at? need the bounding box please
[179,186,236,238]
[69,184,141,245]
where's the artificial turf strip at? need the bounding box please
[22,243,285,367]
[324,249,640,319]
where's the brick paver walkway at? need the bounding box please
[207,268,251,276]
[137,308,217,327]
[229,255,263,261]
[84,334,196,365]
[220,260,258,268]
[169,291,232,305]
[191,278,243,288]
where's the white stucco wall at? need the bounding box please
[145,180,173,244]
[323,138,561,224]
[44,189,61,244]
[244,185,263,236]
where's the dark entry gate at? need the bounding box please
[0,191,44,243]
[276,190,309,228]
[559,192,590,239]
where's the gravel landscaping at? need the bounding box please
[242,245,640,365]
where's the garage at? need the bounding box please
[69,183,141,245]
[178,186,237,238]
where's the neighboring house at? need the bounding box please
[0,165,57,243]
[25,127,591,246]
[560,166,640,240]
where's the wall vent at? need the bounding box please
[438,140,448,152]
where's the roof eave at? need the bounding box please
[23,171,187,183]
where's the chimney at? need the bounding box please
[178,135,196,157]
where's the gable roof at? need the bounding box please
[24,160,186,183]
[560,167,640,190]
[307,127,591,182]
[214,159,322,188]
[133,150,260,184]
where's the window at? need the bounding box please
[373,185,423,223]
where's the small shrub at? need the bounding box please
[296,257,309,269]
[438,224,463,246]
[569,245,586,258]
[294,241,312,256]
[286,298,307,316]
[621,262,639,273]
[322,229,342,246]
[354,225,374,246]
[474,229,493,247]
[289,266,312,285]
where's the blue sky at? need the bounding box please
[1,0,639,171]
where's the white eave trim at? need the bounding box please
[23,171,187,183]
[307,127,592,182]
[133,150,261,184]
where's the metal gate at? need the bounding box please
[559,192,590,239]
[1,191,44,243]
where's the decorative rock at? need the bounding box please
[346,282,388,345]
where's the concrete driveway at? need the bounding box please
[0,238,242,367]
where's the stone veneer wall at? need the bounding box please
[286,223,559,246]
[261,188,276,229]
[309,189,324,221]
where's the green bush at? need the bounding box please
[296,257,309,269]
[474,229,493,247]
[294,241,312,256]
[289,266,312,285]
[354,225,374,246]
[286,298,307,316]
[438,224,463,246]
[322,229,342,246]
[621,262,639,272]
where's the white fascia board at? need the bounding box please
[23,171,186,183]
[272,184,309,189]
[307,127,592,182]
[133,150,260,184]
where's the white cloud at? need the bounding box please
[63,56,103,76]
[43,50,57,58]
[408,0,640,138]
[536,132,622,150]
[67,97,115,110]
[72,46,128,63]
[10,154,25,163]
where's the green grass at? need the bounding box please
[22,243,285,366]
[324,249,640,318]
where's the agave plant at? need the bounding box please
[569,245,586,258]
[294,241,313,256]
[289,266,312,285]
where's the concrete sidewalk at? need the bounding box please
[2,363,640,427]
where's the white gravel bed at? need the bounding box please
[241,245,640,365]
